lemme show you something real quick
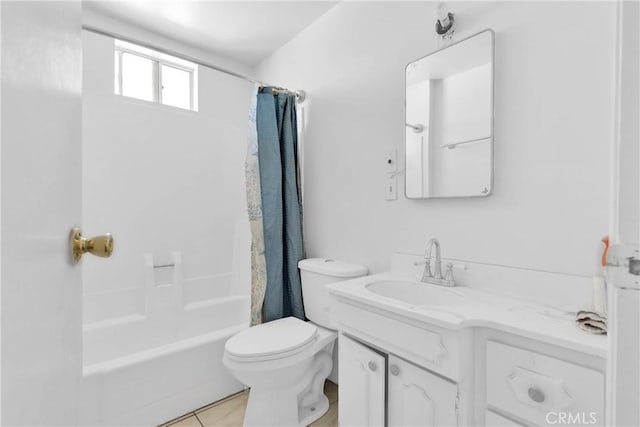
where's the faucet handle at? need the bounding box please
[444,262,455,285]
[418,257,434,281]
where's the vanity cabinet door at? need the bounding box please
[388,355,458,427]
[338,334,386,427]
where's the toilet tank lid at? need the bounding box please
[298,258,368,278]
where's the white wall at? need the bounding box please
[255,1,616,278]
[616,0,639,245]
[82,30,252,324]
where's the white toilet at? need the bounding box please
[223,258,368,427]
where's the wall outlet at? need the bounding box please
[384,149,397,173]
[385,176,397,201]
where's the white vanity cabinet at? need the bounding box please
[339,334,459,427]
[388,355,458,426]
[327,265,608,427]
[338,334,385,427]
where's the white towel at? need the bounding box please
[575,310,607,334]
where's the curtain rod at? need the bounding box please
[82,24,306,103]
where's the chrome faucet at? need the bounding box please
[420,238,456,286]
[426,238,443,279]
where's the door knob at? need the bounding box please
[69,227,114,263]
[368,361,377,372]
[390,365,400,376]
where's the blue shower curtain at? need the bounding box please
[255,87,305,322]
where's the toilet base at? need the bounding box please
[244,387,330,427]
[298,394,329,426]
[242,349,333,427]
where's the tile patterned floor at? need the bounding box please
[160,380,338,427]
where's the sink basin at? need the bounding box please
[365,280,465,307]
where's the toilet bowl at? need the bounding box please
[223,317,336,426]
[222,258,368,427]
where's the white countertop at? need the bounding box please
[327,272,608,358]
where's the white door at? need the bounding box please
[1,2,83,425]
[338,334,386,427]
[607,1,640,426]
[388,355,458,427]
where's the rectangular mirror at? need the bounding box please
[405,29,494,199]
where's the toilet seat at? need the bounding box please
[225,317,318,362]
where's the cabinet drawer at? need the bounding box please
[485,410,525,426]
[333,300,459,379]
[486,341,604,426]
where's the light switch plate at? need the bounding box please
[385,176,397,201]
[384,149,397,173]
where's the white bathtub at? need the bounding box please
[79,295,250,426]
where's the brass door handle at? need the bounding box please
[70,227,113,263]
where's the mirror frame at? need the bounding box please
[404,29,495,200]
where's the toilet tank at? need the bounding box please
[298,258,368,329]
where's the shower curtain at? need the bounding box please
[246,86,305,324]
[246,88,267,326]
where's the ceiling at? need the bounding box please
[83,1,339,66]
